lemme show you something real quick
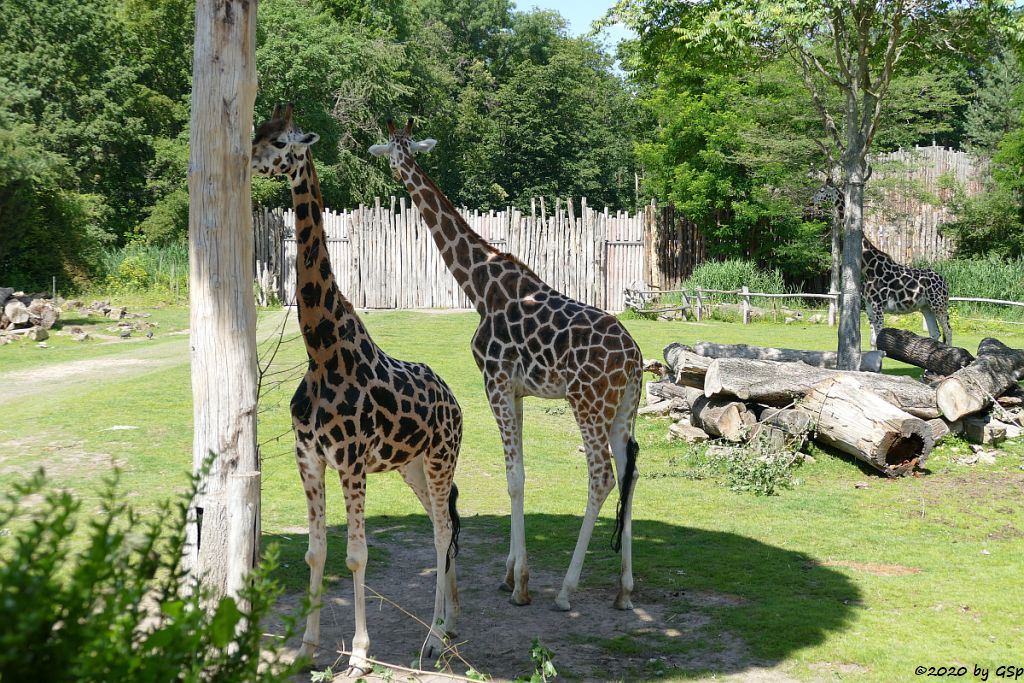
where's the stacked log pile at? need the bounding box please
[0,288,61,343]
[645,331,1024,477]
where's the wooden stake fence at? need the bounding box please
[255,198,702,311]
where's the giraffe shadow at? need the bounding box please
[267,514,859,680]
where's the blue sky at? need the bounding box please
[517,0,635,46]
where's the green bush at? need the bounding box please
[0,470,302,683]
[682,258,787,295]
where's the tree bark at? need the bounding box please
[691,341,883,372]
[3,300,30,326]
[690,395,757,442]
[876,328,974,376]
[184,0,260,598]
[646,380,704,409]
[704,357,940,419]
[797,376,934,477]
[935,338,1024,421]
[663,342,712,388]
[837,171,865,371]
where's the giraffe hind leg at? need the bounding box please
[609,379,640,611]
[555,397,617,612]
[922,309,940,340]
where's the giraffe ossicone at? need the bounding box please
[370,117,643,613]
[253,104,463,676]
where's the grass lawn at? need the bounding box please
[1,305,1022,681]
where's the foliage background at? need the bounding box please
[0,0,1021,295]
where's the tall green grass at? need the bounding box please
[923,256,1024,321]
[97,242,188,300]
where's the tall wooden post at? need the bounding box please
[184,0,260,598]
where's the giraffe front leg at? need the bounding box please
[488,387,530,605]
[295,447,327,666]
[340,471,372,678]
[865,299,883,349]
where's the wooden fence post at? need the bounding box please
[185,0,260,598]
[742,286,751,324]
[828,291,837,327]
[696,289,703,321]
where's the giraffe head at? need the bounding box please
[251,103,320,178]
[368,118,436,180]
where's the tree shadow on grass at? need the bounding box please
[266,513,859,680]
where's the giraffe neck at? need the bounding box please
[397,156,508,312]
[290,155,368,361]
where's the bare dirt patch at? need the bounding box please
[819,560,921,576]
[270,518,779,682]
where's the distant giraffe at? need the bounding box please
[371,119,641,613]
[813,181,952,348]
[252,105,462,676]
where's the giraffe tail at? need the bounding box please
[611,437,639,553]
[446,482,461,573]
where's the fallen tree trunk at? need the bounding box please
[690,395,757,442]
[876,328,974,376]
[647,381,704,409]
[757,406,813,436]
[692,341,884,373]
[664,343,712,388]
[936,338,1024,421]
[796,376,934,476]
[704,357,940,419]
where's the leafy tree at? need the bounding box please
[614,0,1008,368]
[964,48,1023,153]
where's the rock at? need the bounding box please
[638,399,674,416]
[808,313,825,324]
[992,419,1022,440]
[784,316,796,324]
[27,326,48,342]
[107,306,127,320]
[71,332,90,342]
[119,328,132,338]
[35,342,48,349]
[668,423,709,444]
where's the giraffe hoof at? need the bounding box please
[613,591,634,610]
[498,580,514,593]
[345,664,373,679]
[553,595,571,612]
[509,591,532,606]
[294,643,317,667]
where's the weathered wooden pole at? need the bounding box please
[184,0,260,599]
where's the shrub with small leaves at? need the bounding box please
[724,447,802,496]
[516,638,558,683]
[0,469,302,683]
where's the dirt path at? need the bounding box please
[0,311,292,408]
[0,336,190,408]
[274,519,797,683]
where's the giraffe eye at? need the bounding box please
[272,141,286,149]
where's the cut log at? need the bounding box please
[936,338,1024,421]
[758,407,813,436]
[4,300,30,326]
[691,341,884,373]
[668,422,709,444]
[647,380,704,409]
[663,343,712,388]
[962,415,1006,445]
[704,357,940,419]
[638,398,680,416]
[876,328,974,376]
[690,395,757,442]
[796,375,934,476]
[924,418,950,444]
[0,287,12,307]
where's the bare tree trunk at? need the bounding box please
[184,0,260,598]
[837,165,866,370]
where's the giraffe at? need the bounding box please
[370,119,642,613]
[252,105,463,676]
[813,181,953,348]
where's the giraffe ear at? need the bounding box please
[386,119,396,134]
[405,118,414,134]
[411,138,436,155]
[368,142,392,157]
